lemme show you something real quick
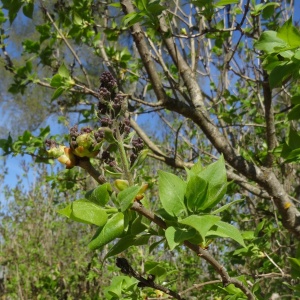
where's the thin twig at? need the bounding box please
[116,257,185,300]
[39,1,91,88]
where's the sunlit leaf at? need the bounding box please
[158,170,187,217]
[88,212,124,250]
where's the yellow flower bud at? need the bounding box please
[114,179,129,191]
[57,146,76,169]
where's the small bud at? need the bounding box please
[135,194,144,201]
[47,145,65,158]
[114,179,129,191]
[102,127,116,144]
[135,183,148,201]
[138,184,148,195]
[180,28,187,35]
[72,132,100,158]
[57,146,77,169]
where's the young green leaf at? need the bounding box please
[165,226,197,250]
[104,235,136,259]
[207,221,246,247]
[57,200,108,227]
[144,261,167,278]
[58,63,70,78]
[254,31,287,53]
[288,257,300,279]
[179,214,221,242]
[88,212,124,250]
[104,276,137,299]
[211,199,243,215]
[85,183,112,206]
[158,170,187,217]
[50,74,63,88]
[277,17,300,48]
[214,0,239,7]
[118,185,141,212]
[185,175,208,212]
[198,155,227,209]
[190,159,203,176]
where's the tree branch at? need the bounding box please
[77,157,255,299]
[262,72,277,167]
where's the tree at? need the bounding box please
[0,0,300,299]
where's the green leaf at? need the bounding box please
[23,3,34,19]
[130,214,149,235]
[105,235,136,259]
[144,261,167,278]
[179,214,220,241]
[0,134,13,155]
[22,40,40,53]
[165,226,196,250]
[287,128,300,149]
[288,257,300,279]
[277,17,300,48]
[50,74,63,88]
[38,126,50,138]
[58,63,70,78]
[214,0,239,7]
[108,3,122,8]
[2,0,23,24]
[288,104,300,120]
[207,221,246,247]
[105,234,150,259]
[198,155,227,209]
[269,61,299,88]
[51,87,65,100]
[122,12,143,27]
[254,31,287,53]
[104,276,137,299]
[88,212,124,250]
[57,200,108,226]
[158,170,187,217]
[85,183,112,206]
[190,160,203,175]
[118,185,141,212]
[291,94,300,104]
[211,199,243,215]
[130,149,149,170]
[185,175,208,212]
[251,3,280,17]
[293,49,300,61]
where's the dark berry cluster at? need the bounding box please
[97,72,126,118]
[100,71,117,90]
[101,150,116,167]
[100,117,113,127]
[45,139,58,149]
[99,87,111,101]
[98,101,109,115]
[119,117,131,135]
[132,137,144,151]
[94,129,105,143]
[80,127,92,134]
[69,125,80,149]
[130,137,144,165]
[112,93,125,111]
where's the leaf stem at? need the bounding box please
[115,125,133,185]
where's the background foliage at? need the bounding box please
[0,0,300,299]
